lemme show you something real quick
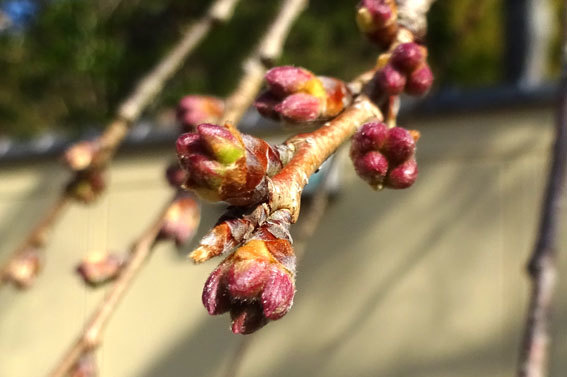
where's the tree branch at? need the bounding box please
[46,0,309,374]
[517,7,567,377]
[0,0,241,289]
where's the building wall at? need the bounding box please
[0,107,566,377]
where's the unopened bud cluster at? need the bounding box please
[176,122,283,205]
[356,0,398,48]
[255,66,351,123]
[350,121,419,189]
[201,211,296,334]
[373,42,433,97]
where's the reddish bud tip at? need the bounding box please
[351,121,388,156]
[176,95,224,131]
[159,196,200,246]
[354,151,389,187]
[230,303,268,335]
[202,265,231,315]
[197,123,244,164]
[382,127,416,164]
[405,64,433,96]
[386,158,418,189]
[265,66,315,97]
[254,91,281,120]
[176,133,203,159]
[226,260,270,298]
[274,93,322,122]
[357,0,394,30]
[375,64,406,96]
[76,252,124,287]
[391,43,426,73]
[262,268,295,320]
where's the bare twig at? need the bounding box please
[517,7,567,377]
[0,0,241,289]
[46,1,310,374]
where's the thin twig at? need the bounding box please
[0,0,241,289]
[517,6,567,377]
[46,1,309,374]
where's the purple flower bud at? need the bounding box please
[375,64,406,96]
[230,302,268,335]
[202,264,231,315]
[351,121,388,156]
[353,151,389,187]
[165,163,187,188]
[76,252,124,287]
[265,66,315,97]
[176,95,224,131]
[382,127,416,164]
[357,0,394,31]
[197,123,244,164]
[391,43,426,73]
[274,93,322,122]
[159,196,200,246]
[405,64,433,96]
[226,260,270,299]
[386,158,418,189]
[254,91,281,120]
[176,133,204,159]
[262,268,295,320]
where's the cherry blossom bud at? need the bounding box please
[76,251,124,287]
[350,121,388,155]
[202,263,231,315]
[63,141,100,171]
[385,158,418,188]
[374,64,406,96]
[261,267,295,320]
[391,43,426,73]
[176,95,224,132]
[265,66,318,97]
[230,302,268,334]
[353,151,389,188]
[3,248,41,289]
[197,123,245,164]
[382,127,416,164]
[405,64,434,96]
[356,0,398,47]
[274,93,322,122]
[159,196,200,246]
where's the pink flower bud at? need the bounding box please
[197,123,245,164]
[382,127,416,164]
[176,133,204,159]
[375,64,406,96]
[386,158,418,189]
[76,251,124,287]
[159,196,200,246]
[176,95,224,131]
[274,93,322,122]
[226,260,270,298]
[202,264,231,315]
[354,151,389,187]
[405,64,433,96]
[356,0,398,47]
[265,66,315,97]
[3,248,41,289]
[261,268,295,320]
[391,43,426,73]
[254,91,281,120]
[351,121,388,156]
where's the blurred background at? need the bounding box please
[0,0,566,376]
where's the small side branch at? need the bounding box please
[517,8,567,377]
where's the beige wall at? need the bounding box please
[1,107,566,377]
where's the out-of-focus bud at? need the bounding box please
[76,251,125,287]
[66,170,106,204]
[165,162,187,189]
[382,127,416,164]
[176,123,284,206]
[374,64,406,97]
[159,196,201,246]
[350,121,419,190]
[70,352,97,377]
[63,141,101,171]
[201,210,296,334]
[390,43,427,73]
[356,0,398,48]
[3,248,41,289]
[405,64,434,96]
[176,95,224,132]
[385,158,418,188]
[254,66,351,124]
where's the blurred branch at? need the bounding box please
[46,0,309,374]
[517,7,567,377]
[0,0,241,290]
